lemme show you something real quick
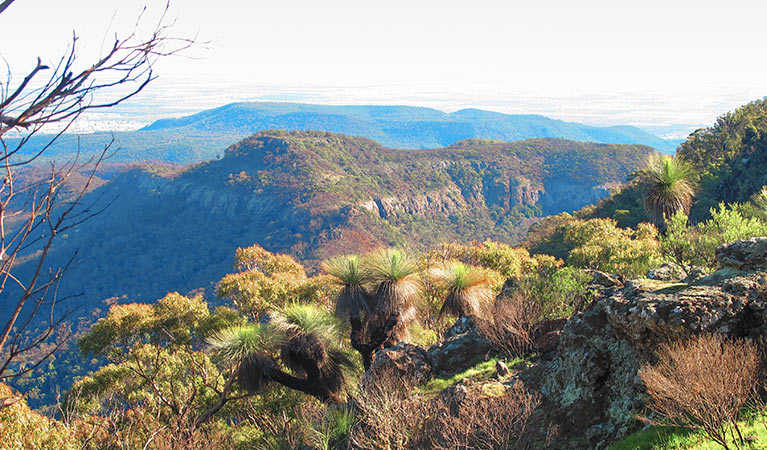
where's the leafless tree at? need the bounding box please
[0,0,193,400]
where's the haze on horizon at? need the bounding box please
[1,0,765,134]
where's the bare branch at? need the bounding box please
[0,1,192,385]
[0,0,16,16]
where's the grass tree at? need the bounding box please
[435,261,494,318]
[208,303,354,407]
[365,249,421,346]
[634,153,697,227]
[322,255,370,320]
[324,250,421,369]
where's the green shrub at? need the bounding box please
[662,204,767,272]
[564,218,663,278]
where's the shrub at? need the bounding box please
[412,382,540,450]
[662,204,767,272]
[476,292,541,359]
[564,217,663,278]
[639,334,760,450]
[348,370,427,450]
[0,383,79,450]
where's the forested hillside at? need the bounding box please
[536,98,767,233]
[10,131,649,312]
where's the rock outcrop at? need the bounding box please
[518,237,767,449]
[716,237,767,271]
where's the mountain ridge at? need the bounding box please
[141,101,676,153]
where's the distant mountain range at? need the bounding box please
[9,102,676,164]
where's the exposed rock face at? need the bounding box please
[361,186,471,220]
[427,317,494,376]
[520,303,641,449]
[359,175,614,222]
[716,237,767,270]
[519,238,767,449]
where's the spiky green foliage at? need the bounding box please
[271,304,355,391]
[272,303,341,344]
[323,255,370,319]
[207,323,284,364]
[208,305,355,398]
[436,261,495,318]
[323,255,366,285]
[750,186,767,210]
[633,153,697,225]
[366,250,421,314]
[365,249,421,284]
[741,186,767,220]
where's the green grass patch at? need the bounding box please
[420,356,525,395]
[609,412,767,450]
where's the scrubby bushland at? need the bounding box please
[526,214,664,280]
[662,203,767,273]
[412,382,540,450]
[639,334,760,450]
[562,218,662,279]
[477,291,543,359]
[432,240,588,320]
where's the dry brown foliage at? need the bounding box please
[349,367,540,450]
[348,369,427,450]
[639,334,760,450]
[412,382,541,450]
[476,292,542,359]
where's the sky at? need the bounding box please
[1,0,766,132]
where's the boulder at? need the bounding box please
[361,342,432,388]
[428,317,493,376]
[520,303,641,450]
[586,269,624,288]
[716,237,767,270]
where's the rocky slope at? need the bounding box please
[365,237,767,449]
[521,238,767,448]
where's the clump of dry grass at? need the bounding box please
[349,367,540,450]
[348,369,427,450]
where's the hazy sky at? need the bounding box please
[2,0,766,128]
